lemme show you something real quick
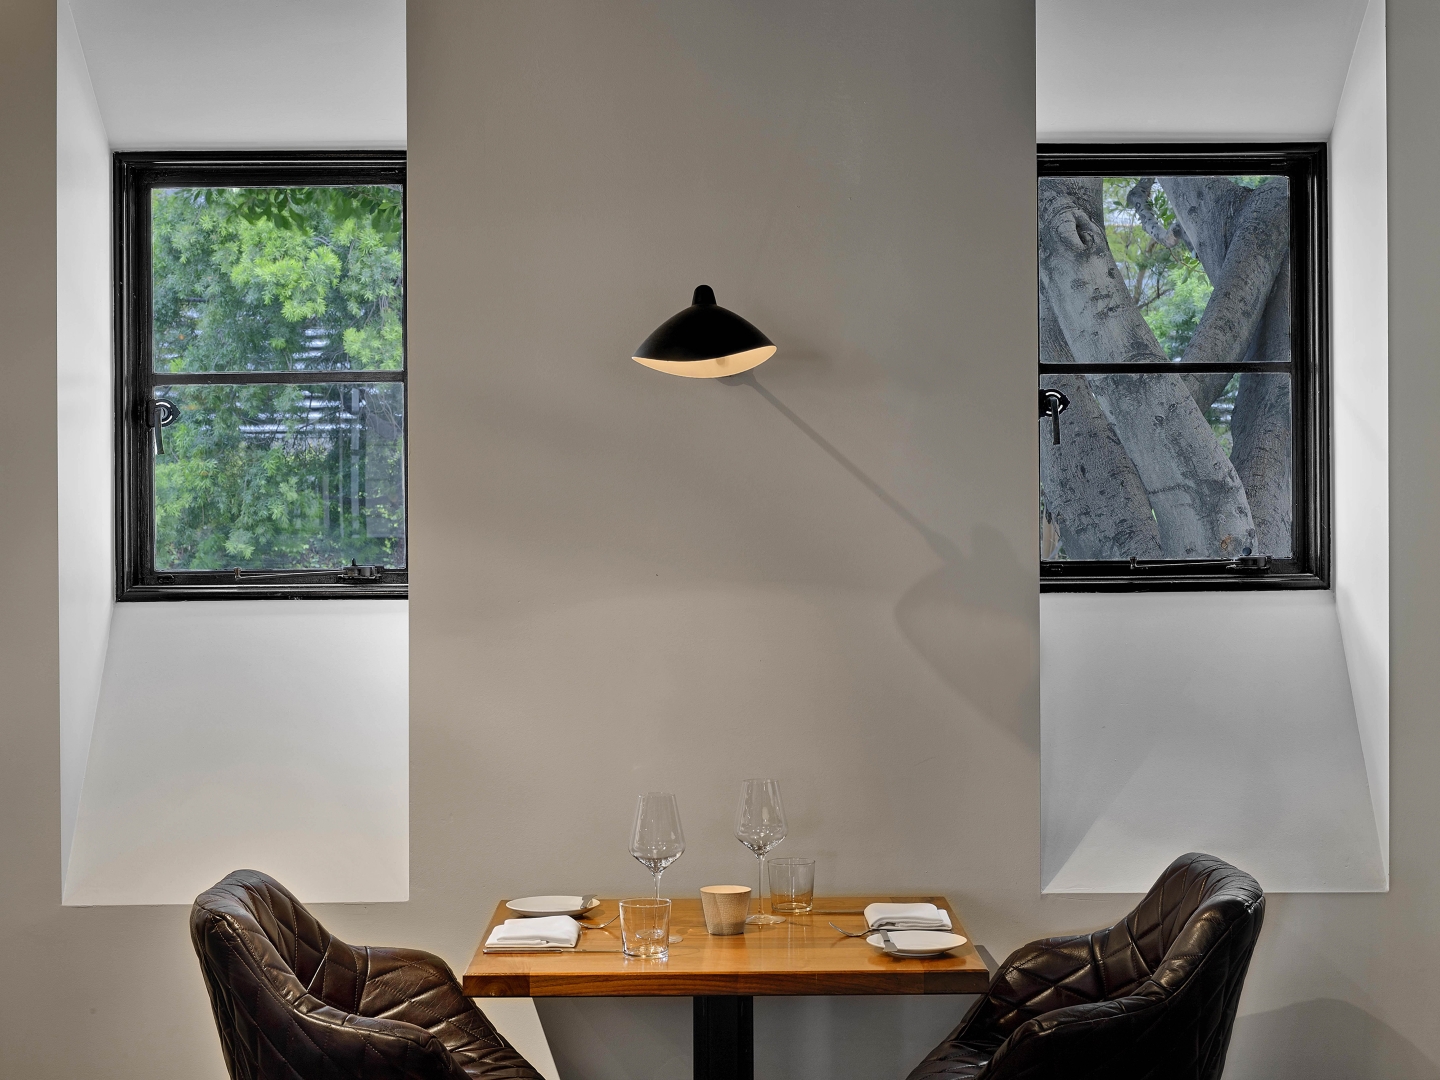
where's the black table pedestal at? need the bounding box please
[693,996,753,1080]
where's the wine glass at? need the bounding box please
[734,778,787,925]
[630,792,686,900]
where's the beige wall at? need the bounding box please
[387,1,1063,1074]
[5,1,1440,1078]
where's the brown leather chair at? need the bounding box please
[191,870,543,1080]
[907,852,1264,1080]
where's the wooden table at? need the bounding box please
[464,896,988,1080]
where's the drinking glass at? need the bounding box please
[734,778,787,925]
[619,898,671,959]
[630,792,685,942]
[767,857,815,914]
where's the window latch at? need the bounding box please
[1226,554,1272,574]
[147,399,179,454]
[1039,388,1070,445]
[340,560,384,581]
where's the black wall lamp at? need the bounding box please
[632,285,776,379]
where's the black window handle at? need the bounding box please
[148,398,178,454]
[1039,388,1069,445]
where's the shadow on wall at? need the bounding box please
[1227,999,1440,1080]
[731,372,1038,752]
[893,528,1036,752]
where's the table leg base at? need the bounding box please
[693,995,753,1080]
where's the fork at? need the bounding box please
[835,921,898,956]
[829,922,901,953]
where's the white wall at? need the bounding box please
[63,602,409,906]
[54,0,413,907]
[1037,0,1369,141]
[1042,592,1384,893]
[1036,0,1390,896]
[67,0,405,149]
[1331,0,1389,869]
[56,0,113,884]
[1222,5,1440,1072]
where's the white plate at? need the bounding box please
[505,896,601,918]
[865,930,968,958]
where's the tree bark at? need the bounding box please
[1183,371,1235,412]
[1162,177,1253,411]
[1039,176,1257,558]
[1230,255,1293,555]
[1160,175,1253,278]
[1126,178,1185,249]
[1164,177,1289,370]
[1038,294,1161,560]
[1164,176,1293,555]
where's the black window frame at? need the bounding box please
[1038,142,1330,592]
[114,150,408,601]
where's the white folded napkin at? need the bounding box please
[485,916,581,951]
[864,903,953,931]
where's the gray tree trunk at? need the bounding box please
[1038,176,1257,558]
[1163,176,1293,554]
[1038,294,1161,560]
[1230,256,1293,554]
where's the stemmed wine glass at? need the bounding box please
[734,778,787,925]
[630,792,685,897]
[631,793,686,943]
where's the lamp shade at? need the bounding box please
[632,285,776,378]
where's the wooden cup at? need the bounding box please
[700,885,752,935]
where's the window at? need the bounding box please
[114,152,407,600]
[1037,144,1328,591]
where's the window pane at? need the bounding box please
[1040,176,1289,364]
[1039,372,1291,561]
[153,383,406,570]
[151,186,404,373]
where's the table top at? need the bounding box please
[463,895,989,997]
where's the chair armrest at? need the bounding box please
[360,947,468,1020]
[981,991,1167,1080]
[953,933,1107,1045]
[360,947,542,1079]
[290,994,472,1080]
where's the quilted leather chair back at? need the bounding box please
[192,869,541,1080]
[908,852,1264,1080]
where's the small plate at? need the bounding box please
[506,896,602,918]
[866,931,968,958]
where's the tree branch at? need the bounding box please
[1125,178,1185,250]
[1166,177,1289,370]
[1160,175,1253,279]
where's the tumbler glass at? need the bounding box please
[620,897,671,959]
[767,857,816,914]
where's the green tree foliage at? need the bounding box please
[1101,177,1212,359]
[1101,178,1238,451]
[150,186,405,570]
